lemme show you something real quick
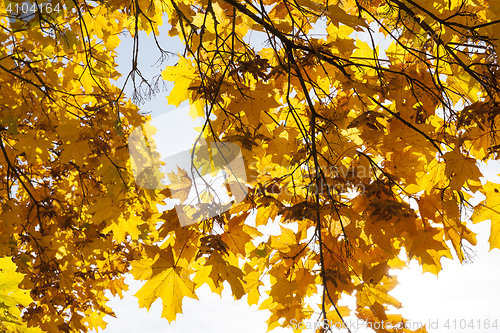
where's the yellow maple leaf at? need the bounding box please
[0,257,43,333]
[133,247,198,323]
[166,167,193,203]
[206,252,245,300]
[162,57,197,107]
[472,181,500,250]
[101,214,144,242]
[60,140,92,165]
[15,132,52,164]
[443,149,483,191]
[407,225,452,275]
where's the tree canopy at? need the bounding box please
[1,0,500,332]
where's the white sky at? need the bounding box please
[104,18,500,333]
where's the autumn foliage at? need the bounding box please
[1,0,500,332]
